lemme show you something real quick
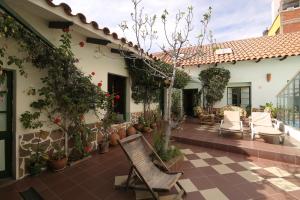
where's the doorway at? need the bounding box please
[107,74,127,121]
[0,71,13,178]
[183,89,198,116]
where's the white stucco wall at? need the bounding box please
[1,0,153,179]
[8,0,149,125]
[184,56,300,108]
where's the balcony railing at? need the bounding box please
[277,71,300,129]
[281,0,300,11]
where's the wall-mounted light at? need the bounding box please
[266,73,272,82]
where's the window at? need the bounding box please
[277,72,300,129]
[227,87,251,108]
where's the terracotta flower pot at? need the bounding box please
[143,127,152,134]
[134,123,144,131]
[150,122,157,130]
[110,132,120,146]
[126,126,137,136]
[117,128,126,139]
[49,157,67,172]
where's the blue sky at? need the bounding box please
[53,0,273,51]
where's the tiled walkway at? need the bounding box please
[1,142,300,199]
[173,122,300,165]
[176,143,300,200]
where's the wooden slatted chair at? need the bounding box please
[118,133,185,200]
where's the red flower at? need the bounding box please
[97,82,102,87]
[115,95,120,100]
[84,146,92,153]
[53,117,61,124]
[105,93,110,97]
[91,72,95,76]
[79,41,85,47]
[62,28,69,33]
[80,115,85,121]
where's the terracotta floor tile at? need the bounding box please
[1,136,300,200]
[185,191,205,200]
[185,154,200,160]
[222,173,249,186]
[269,192,298,200]
[196,166,220,177]
[289,189,300,199]
[203,158,222,165]
[218,185,250,200]
[227,163,247,172]
[190,176,215,190]
[179,161,194,170]
[39,188,61,200]
[47,178,76,196]
[59,185,98,200]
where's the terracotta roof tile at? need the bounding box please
[45,0,155,56]
[154,32,300,66]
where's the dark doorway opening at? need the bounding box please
[108,74,127,121]
[0,71,13,178]
[183,89,198,117]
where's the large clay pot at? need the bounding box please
[134,123,144,131]
[110,132,120,146]
[126,126,137,136]
[49,157,67,172]
[150,122,157,130]
[117,128,126,139]
[143,127,152,134]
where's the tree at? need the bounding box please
[125,58,191,122]
[199,67,230,111]
[120,0,212,149]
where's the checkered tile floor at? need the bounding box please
[179,148,300,200]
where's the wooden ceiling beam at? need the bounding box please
[86,37,111,45]
[48,21,73,29]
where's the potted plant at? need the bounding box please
[48,144,67,172]
[134,116,145,131]
[126,125,137,136]
[29,141,47,176]
[98,129,110,153]
[117,128,126,139]
[98,101,117,153]
[143,121,152,134]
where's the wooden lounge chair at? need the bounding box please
[118,133,185,200]
[219,111,243,138]
[250,112,285,144]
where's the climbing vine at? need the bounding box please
[199,67,231,110]
[0,12,108,157]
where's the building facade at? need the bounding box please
[0,0,156,179]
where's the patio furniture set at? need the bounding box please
[219,111,285,144]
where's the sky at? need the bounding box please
[53,0,273,52]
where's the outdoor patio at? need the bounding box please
[173,119,300,165]
[1,130,300,200]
